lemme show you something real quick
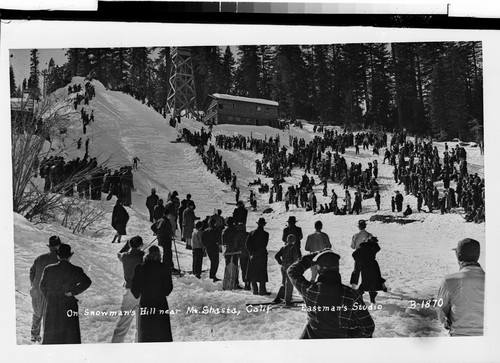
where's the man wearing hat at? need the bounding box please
[437,238,485,336]
[111,236,145,343]
[287,250,375,339]
[245,217,271,295]
[145,188,159,223]
[29,236,61,342]
[282,216,303,257]
[39,244,92,344]
[350,220,373,289]
[233,200,248,229]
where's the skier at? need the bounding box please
[29,236,61,343]
[152,208,176,272]
[132,156,140,171]
[40,244,92,344]
[287,249,375,338]
[111,236,145,343]
[437,238,484,336]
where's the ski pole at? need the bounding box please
[172,238,182,275]
[142,237,157,251]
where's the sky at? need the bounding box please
[9,48,68,91]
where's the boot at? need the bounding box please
[273,286,285,303]
[251,282,259,295]
[244,282,251,291]
[369,291,378,304]
[259,282,271,296]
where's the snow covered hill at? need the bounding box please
[13,77,485,346]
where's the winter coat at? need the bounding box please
[233,206,248,226]
[352,242,386,292]
[192,229,204,250]
[153,217,173,248]
[112,204,129,235]
[39,260,92,344]
[201,226,220,250]
[182,207,197,240]
[153,204,165,222]
[222,225,241,254]
[146,194,159,211]
[275,243,300,268]
[305,231,332,253]
[131,260,173,342]
[282,225,303,250]
[245,227,269,282]
[30,251,59,317]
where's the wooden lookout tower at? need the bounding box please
[166,47,200,120]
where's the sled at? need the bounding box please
[222,258,239,290]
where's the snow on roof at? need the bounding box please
[212,93,279,107]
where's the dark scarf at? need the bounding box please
[459,261,481,270]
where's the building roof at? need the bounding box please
[211,93,279,107]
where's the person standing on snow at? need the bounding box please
[304,221,332,282]
[202,218,222,282]
[111,236,145,343]
[437,238,484,336]
[287,250,375,339]
[245,217,271,295]
[145,188,159,223]
[29,236,61,343]
[131,246,173,342]
[40,244,92,344]
[282,216,303,256]
[111,199,129,243]
[350,220,373,289]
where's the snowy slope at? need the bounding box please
[13,78,485,346]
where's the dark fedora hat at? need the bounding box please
[287,216,297,224]
[47,236,62,247]
[257,217,267,226]
[453,238,480,262]
[57,244,74,258]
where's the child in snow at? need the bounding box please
[273,234,301,305]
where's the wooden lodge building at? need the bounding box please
[202,93,279,128]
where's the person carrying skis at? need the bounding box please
[287,250,375,339]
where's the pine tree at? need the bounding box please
[28,49,41,100]
[235,45,260,98]
[221,46,235,94]
[10,65,17,97]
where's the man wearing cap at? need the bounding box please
[437,238,485,336]
[29,236,61,342]
[246,217,271,295]
[282,216,303,256]
[111,236,145,343]
[145,188,159,223]
[39,244,92,344]
[350,220,373,289]
[287,250,375,339]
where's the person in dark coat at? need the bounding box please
[395,191,404,212]
[352,237,387,304]
[153,208,176,272]
[201,218,222,282]
[233,200,248,229]
[246,217,270,295]
[145,188,159,223]
[222,217,242,289]
[374,191,381,211]
[29,236,61,343]
[112,199,129,243]
[235,222,250,290]
[153,199,165,223]
[121,167,134,206]
[282,216,303,256]
[131,246,173,342]
[39,244,92,344]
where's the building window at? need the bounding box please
[232,104,235,109]
[256,106,261,111]
[218,104,224,109]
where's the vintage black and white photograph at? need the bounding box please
[2,19,498,362]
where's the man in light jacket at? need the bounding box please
[437,238,484,336]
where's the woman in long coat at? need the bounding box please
[352,236,386,304]
[111,199,129,243]
[182,201,199,249]
[245,218,270,295]
[131,246,173,342]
